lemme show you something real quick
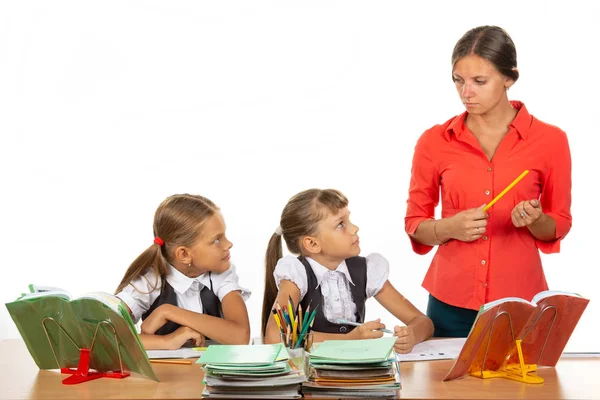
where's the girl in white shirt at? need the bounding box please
[116,194,251,350]
[262,189,433,353]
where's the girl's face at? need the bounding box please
[184,211,233,276]
[452,54,514,116]
[313,207,360,260]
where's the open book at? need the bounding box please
[5,284,158,381]
[444,290,589,381]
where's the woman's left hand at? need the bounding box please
[511,199,543,228]
[141,304,171,334]
[393,325,416,354]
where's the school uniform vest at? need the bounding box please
[141,272,222,336]
[298,256,367,334]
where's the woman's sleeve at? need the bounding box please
[404,131,440,255]
[536,129,572,254]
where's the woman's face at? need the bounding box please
[452,54,514,115]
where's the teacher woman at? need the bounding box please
[404,26,572,337]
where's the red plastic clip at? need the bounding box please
[60,348,130,385]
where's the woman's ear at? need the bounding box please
[505,68,518,89]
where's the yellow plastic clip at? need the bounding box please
[471,339,544,384]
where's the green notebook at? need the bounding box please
[5,285,158,381]
[198,343,285,365]
[309,337,397,364]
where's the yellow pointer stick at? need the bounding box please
[482,170,529,212]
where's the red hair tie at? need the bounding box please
[154,237,165,246]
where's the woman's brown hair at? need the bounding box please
[115,194,218,294]
[452,25,519,82]
[261,189,348,335]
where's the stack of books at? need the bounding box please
[302,337,401,399]
[198,343,306,399]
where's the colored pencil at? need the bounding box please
[483,170,529,212]
[150,359,193,365]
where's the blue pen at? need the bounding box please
[336,319,394,334]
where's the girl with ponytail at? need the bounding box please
[116,194,250,350]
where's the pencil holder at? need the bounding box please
[280,331,313,361]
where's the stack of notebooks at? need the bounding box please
[198,343,306,399]
[303,337,401,399]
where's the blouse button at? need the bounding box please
[340,326,348,333]
[481,260,486,265]
[482,235,489,241]
[485,190,491,195]
[487,167,493,172]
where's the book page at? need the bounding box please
[481,296,532,312]
[531,290,583,305]
[17,284,71,301]
[17,290,71,301]
[77,292,123,313]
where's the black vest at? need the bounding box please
[141,272,222,336]
[298,256,367,334]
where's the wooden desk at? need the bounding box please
[1,339,599,399]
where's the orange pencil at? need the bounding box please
[483,170,529,212]
[276,303,287,334]
[150,359,193,365]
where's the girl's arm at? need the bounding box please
[119,299,206,350]
[264,280,302,344]
[140,326,205,350]
[313,320,387,342]
[375,280,434,353]
[141,290,251,344]
[264,280,389,344]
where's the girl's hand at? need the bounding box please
[447,205,489,242]
[347,319,385,340]
[393,325,416,354]
[163,326,205,350]
[141,304,171,334]
[511,199,543,228]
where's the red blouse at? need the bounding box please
[405,101,572,310]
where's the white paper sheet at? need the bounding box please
[146,347,206,359]
[396,338,466,362]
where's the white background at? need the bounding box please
[1,1,598,352]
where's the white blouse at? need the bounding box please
[117,263,251,323]
[273,253,389,324]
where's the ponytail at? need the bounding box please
[261,232,283,336]
[115,243,169,294]
[260,189,349,336]
[116,194,219,295]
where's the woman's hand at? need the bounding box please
[346,319,385,340]
[511,199,543,228]
[393,325,416,354]
[446,205,489,242]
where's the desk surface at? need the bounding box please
[1,339,599,400]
